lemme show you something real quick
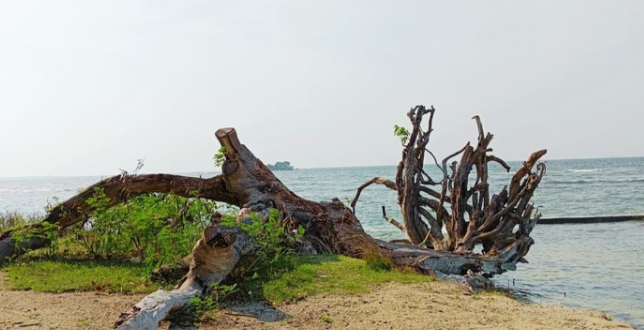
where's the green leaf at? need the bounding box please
[213,146,228,167]
[393,124,410,145]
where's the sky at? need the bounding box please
[0,1,642,177]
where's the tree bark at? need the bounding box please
[351,106,547,266]
[0,127,380,266]
[115,224,240,330]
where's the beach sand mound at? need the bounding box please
[0,273,635,330]
[198,282,635,330]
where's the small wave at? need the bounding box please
[0,188,55,193]
[547,180,592,185]
[33,188,56,192]
[569,169,600,173]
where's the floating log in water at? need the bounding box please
[539,215,644,225]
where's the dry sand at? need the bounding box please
[0,272,636,330]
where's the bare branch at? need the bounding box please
[382,206,404,232]
[509,149,547,201]
[487,155,511,172]
[472,115,485,144]
[350,177,397,213]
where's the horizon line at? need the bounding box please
[1,155,643,179]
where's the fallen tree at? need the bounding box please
[0,105,546,329]
[0,128,379,265]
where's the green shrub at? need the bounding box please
[239,209,303,277]
[218,208,305,301]
[65,189,226,271]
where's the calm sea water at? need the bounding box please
[1,157,643,328]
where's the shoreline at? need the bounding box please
[0,273,636,330]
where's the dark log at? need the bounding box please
[0,237,49,266]
[539,215,644,224]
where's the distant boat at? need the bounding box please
[267,161,294,171]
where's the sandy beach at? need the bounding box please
[0,272,635,330]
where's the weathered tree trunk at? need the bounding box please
[351,105,546,269]
[0,127,379,266]
[115,224,239,330]
[212,128,381,258]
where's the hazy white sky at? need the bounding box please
[1,1,642,177]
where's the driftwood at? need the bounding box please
[0,128,379,266]
[0,106,547,328]
[352,106,546,268]
[115,225,239,330]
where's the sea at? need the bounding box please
[1,157,643,329]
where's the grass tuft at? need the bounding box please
[262,254,433,304]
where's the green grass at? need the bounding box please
[3,254,434,303]
[4,259,161,293]
[262,254,434,304]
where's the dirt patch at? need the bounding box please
[200,282,635,330]
[1,272,635,330]
[0,271,145,330]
